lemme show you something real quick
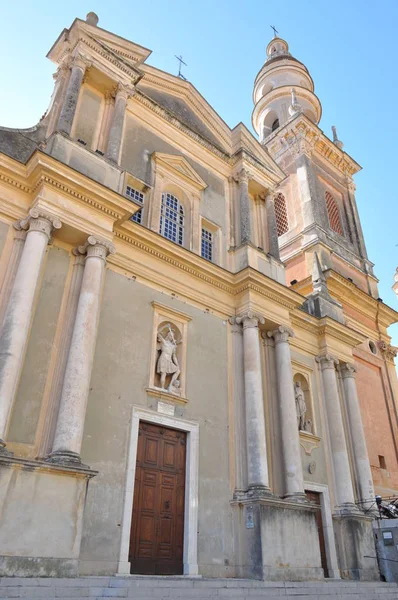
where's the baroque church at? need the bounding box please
[0,11,398,583]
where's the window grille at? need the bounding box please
[325,191,343,236]
[201,228,213,261]
[126,186,145,224]
[274,193,289,236]
[160,193,184,246]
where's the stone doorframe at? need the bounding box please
[117,406,199,576]
[304,481,340,579]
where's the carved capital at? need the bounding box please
[235,168,251,185]
[17,209,62,242]
[228,316,243,334]
[267,325,294,344]
[346,177,356,194]
[77,235,116,261]
[316,353,339,370]
[113,82,135,102]
[235,311,265,329]
[378,340,397,363]
[338,362,357,379]
[72,51,92,72]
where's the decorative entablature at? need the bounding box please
[0,151,140,236]
[47,18,147,87]
[266,114,361,179]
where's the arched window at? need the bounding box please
[271,118,280,132]
[160,192,184,245]
[274,193,289,236]
[325,191,343,236]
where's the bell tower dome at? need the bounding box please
[252,37,322,142]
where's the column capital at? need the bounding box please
[316,353,339,370]
[267,325,294,344]
[113,82,135,101]
[77,235,116,261]
[338,362,357,379]
[234,168,251,184]
[228,316,243,334]
[72,51,92,73]
[235,311,265,329]
[17,209,62,241]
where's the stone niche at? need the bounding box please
[148,302,191,402]
[293,371,321,457]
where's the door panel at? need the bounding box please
[129,422,186,575]
[305,490,328,577]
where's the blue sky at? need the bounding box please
[1,1,398,344]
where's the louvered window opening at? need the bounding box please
[325,191,343,236]
[274,193,289,236]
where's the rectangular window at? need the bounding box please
[201,228,213,261]
[379,455,387,470]
[126,186,145,224]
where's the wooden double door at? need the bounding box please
[129,422,186,575]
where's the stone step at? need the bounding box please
[0,577,397,600]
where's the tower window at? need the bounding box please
[274,193,289,236]
[126,186,145,224]
[201,228,213,261]
[160,192,184,246]
[271,118,280,132]
[325,191,343,236]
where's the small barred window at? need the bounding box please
[160,193,184,246]
[325,191,343,236]
[126,186,145,224]
[274,193,289,236]
[201,228,213,261]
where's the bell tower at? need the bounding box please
[252,36,379,300]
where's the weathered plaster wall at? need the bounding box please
[79,268,232,576]
[0,220,9,258]
[7,246,70,444]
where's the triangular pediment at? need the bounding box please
[153,153,208,190]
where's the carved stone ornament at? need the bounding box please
[308,461,316,474]
[267,325,294,344]
[77,235,116,261]
[234,168,251,185]
[338,362,357,379]
[295,381,307,431]
[235,311,265,329]
[299,431,321,456]
[315,353,339,370]
[377,340,397,363]
[156,323,182,395]
[72,51,92,72]
[15,209,62,241]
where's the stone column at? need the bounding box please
[96,91,113,153]
[229,317,247,493]
[268,326,305,501]
[339,363,375,505]
[347,179,368,260]
[236,168,252,245]
[265,193,280,260]
[106,84,133,164]
[0,209,62,454]
[48,236,115,464]
[236,312,270,494]
[316,354,357,512]
[57,54,90,136]
[38,250,86,458]
[296,152,327,230]
[0,226,27,327]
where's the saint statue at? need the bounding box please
[294,381,307,431]
[157,325,181,394]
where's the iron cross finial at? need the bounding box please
[270,25,278,38]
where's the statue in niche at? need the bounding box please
[295,380,307,431]
[157,324,181,395]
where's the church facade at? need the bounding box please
[0,12,397,582]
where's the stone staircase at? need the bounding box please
[0,576,397,600]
